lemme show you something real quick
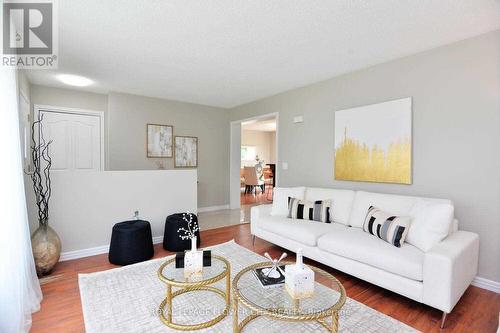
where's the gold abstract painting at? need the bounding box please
[334,98,412,184]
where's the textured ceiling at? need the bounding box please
[26,0,500,108]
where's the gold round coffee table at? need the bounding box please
[232,261,346,333]
[157,255,231,331]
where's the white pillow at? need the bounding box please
[271,187,306,217]
[406,200,454,252]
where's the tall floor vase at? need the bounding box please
[31,224,61,276]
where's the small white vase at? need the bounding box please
[184,236,203,279]
[284,248,315,299]
[191,236,197,251]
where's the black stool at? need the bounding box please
[163,213,200,252]
[109,220,154,265]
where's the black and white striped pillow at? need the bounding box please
[287,197,332,223]
[363,206,410,247]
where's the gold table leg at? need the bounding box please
[233,291,239,333]
[226,265,231,310]
[166,284,172,324]
[331,311,339,333]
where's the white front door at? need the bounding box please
[38,110,103,171]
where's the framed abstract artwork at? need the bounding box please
[147,124,173,158]
[174,136,198,168]
[334,97,412,184]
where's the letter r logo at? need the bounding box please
[3,2,53,54]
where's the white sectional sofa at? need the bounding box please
[250,187,479,327]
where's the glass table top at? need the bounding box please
[233,262,345,317]
[158,255,229,284]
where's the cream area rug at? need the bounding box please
[79,240,418,333]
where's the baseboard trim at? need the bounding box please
[198,204,230,213]
[59,236,164,262]
[59,245,109,261]
[472,276,500,293]
[152,235,164,244]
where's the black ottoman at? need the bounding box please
[109,220,154,265]
[163,213,201,252]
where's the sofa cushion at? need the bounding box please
[406,200,454,252]
[305,188,355,225]
[259,215,346,247]
[271,187,306,217]
[317,228,424,281]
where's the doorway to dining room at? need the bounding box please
[229,113,278,210]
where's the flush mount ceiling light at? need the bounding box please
[57,74,93,87]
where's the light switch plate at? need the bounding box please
[282,162,288,170]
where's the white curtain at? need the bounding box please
[0,68,43,332]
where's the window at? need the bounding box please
[241,146,256,161]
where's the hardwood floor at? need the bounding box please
[32,223,499,333]
[240,185,273,205]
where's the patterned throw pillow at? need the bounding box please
[287,197,332,223]
[363,206,411,247]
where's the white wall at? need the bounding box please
[229,30,500,282]
[28,87,230,209]
[25,170,197,254]
[107,92,230,208]
[30,84,108,112]
[269,133,276,164]
[229,122,242,209]
[241,129,276,166]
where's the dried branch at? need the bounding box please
[27,114,52,227]
[177,213,199,240]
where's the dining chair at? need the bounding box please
[263,166,274,201]
[243,166,265,194]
